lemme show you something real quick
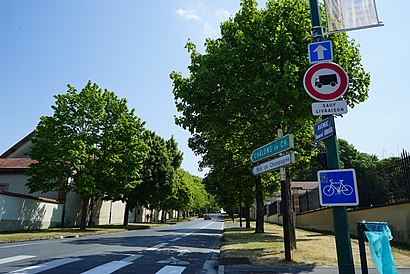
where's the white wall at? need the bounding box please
[0,193,62,231]
[0,174,59,200]
[270,202,410,245]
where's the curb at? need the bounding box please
[203,250,221,274]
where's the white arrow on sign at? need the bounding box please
[313,45,327,60]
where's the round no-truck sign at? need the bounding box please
[303,62,349,101]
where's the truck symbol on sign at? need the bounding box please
[315,74,337,88]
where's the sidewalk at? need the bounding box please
[220,265,384,273]
[218,221,410,274]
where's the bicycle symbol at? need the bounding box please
[322,179,353,196]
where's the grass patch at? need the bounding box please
[221,221,410,267]
[0,220,185,243]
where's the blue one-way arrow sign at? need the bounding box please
[308,40,333,64]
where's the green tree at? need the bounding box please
[171,0,370,234]
[128,131,183,222]
[27,82,147,230]
[170,169,211,219]
[338,139,382,207]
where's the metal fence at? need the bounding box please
[359,150,410,207]
[299,188,322,213]
[268,201,278,215]
[298,151,410,214]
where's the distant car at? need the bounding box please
[204,214,211,220]
[198,213,203,218]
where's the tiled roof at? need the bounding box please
[0,158,37,169]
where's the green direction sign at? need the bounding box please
[250,134,294,163]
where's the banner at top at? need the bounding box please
[324,0,383,33]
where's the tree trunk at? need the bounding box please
[87,197,94,227]
[80,195,89,231]
[60,191,67,228]
[239,200,243,228]
[161,210,166,223]
[286,169,297,249]
[255,176,265,233]
[245,206,251,229]
[123,200,130,226]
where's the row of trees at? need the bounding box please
[26,81,213,230]
[171,0,370,233]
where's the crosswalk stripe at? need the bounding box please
[0,255,36,265]
[81,261,132,274]
[10,258,82,274]
[146,242,168,251]
[155,265,186,274]
[170,236,182,242]
[120,255,143,262]
[80,255,142,273]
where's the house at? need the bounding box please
[0,132,157,231]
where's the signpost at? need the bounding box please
[314,116,336,142]
[304,62,349,102]
[251,130,296,262]
[252,152,295,176]
[312,100,348,116]
[308,1,356,273]
[308,40,333,63]
[250,134,294,163]
[318,169,359,206]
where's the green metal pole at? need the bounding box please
[325,135,355,274]
[309,1,355,273]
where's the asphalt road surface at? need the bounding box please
[0,214,223,274]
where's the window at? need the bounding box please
[0,183,9,192]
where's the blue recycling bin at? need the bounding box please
[357,221,397,274]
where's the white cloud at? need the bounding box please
[215,8,231,21]
[176,4,235,41]
[202,22,217,39]
[176,8,201,21]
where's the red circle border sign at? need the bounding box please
[303,62,349,101]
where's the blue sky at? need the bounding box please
[0,1,408,177]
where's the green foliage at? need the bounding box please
[338,139,379,170]
[171,0,370,210]
[128,131,183,211]
[172,169,212,212]
[27,81,147,199]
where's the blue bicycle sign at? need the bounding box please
[323,179,353,196]
[317,169,359,206]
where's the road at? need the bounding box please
[0,214,223,274]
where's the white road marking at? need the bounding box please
[0,255,36,265]
[170,236,182,242]
[10,258,82,274]
[177,249,190,256]
[120,254,143,262]
[80,261,132,274]
[155,265,186,274]
[170,220,219,243]
[146,242,168,251]
[0,243,39,249]
[156,256,189,265]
